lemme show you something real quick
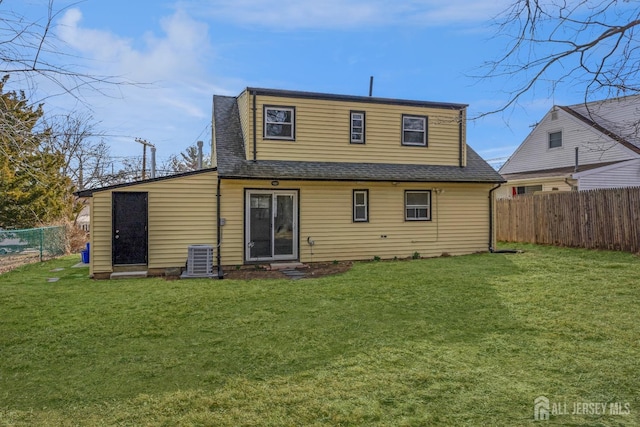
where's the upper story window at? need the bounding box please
[548,131,562,149]
[402,115,428,146]
[350,111,365,144]
[405,190,431,221]
[353,190,368,222]
[264,106,295,140]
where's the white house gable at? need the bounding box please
[500,107,640,174]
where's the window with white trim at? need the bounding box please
[350,111,365,144]
[264,106,295,140]
[405,190,431,221]
[514,185,542,196]
[548,131,562,149]
[402,115,427,146]
[353,190,368,222]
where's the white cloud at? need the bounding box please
[411,0,510,25]
[57,8,210,82]
[184,0,510,30]
[52,8,227,159]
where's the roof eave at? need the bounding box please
[74,167,218,198]
[244,87,468,110]
[218,173,505,184]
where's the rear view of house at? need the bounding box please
[77,87,504,279]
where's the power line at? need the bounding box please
[191,123,212,147]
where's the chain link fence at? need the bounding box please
[0,226,67,273]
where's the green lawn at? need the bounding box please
[0,244,638,426]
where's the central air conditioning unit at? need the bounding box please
[181,244,215,278]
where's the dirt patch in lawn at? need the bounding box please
[222,261,353,280]
[0,253,42,275]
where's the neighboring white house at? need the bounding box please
[76,204,90,232]
[497,94,640,198]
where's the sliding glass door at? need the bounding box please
[246,190,298,262]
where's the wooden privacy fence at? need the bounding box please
[496,187,640,253]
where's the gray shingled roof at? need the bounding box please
[500,161,622,181]
[560,103,640,155]
[213,95,504,183]
[566,94,640,152]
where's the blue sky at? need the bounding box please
[10,0,591,168]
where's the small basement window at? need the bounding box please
[264,106,295,140]
[405,190,431,221]
[353,190,369,222]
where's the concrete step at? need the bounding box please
[112,264,147,273]
[110,271,147,280]
[270,262,305,270]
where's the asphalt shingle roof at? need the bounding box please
[213,95,504,183]
[566,94,640,152]
[500,161,623,181]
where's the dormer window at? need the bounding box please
[402,115,428,146]
[264,106,295,140]
[548,131,562,149]
[350,111,366,144]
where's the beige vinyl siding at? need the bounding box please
[541,179,573,192]
[236,90,251,160]
[219,180,491,265]
[496,177,574,199]
[494,185,512,200]
[239,94,463,166]
[90,194,113,275]
[90,171,218,275]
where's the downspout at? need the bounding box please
[488,184,520,254]
[216,176,224,279]
[252,90,257,162]
[488,184,502,252]
[458,109,464,168]
[564,178,577,191]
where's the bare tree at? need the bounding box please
[116,156,145,182]
[0,0,139,186]
[478,1,640,116]
[41,112,119,189]
[0,0,133,103]
[159,144,211,176]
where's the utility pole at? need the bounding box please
[134,138,155,180]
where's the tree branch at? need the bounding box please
[473,0,640,119]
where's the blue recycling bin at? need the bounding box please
[81,242,90,263]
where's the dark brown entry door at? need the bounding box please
[112,192,148,265]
